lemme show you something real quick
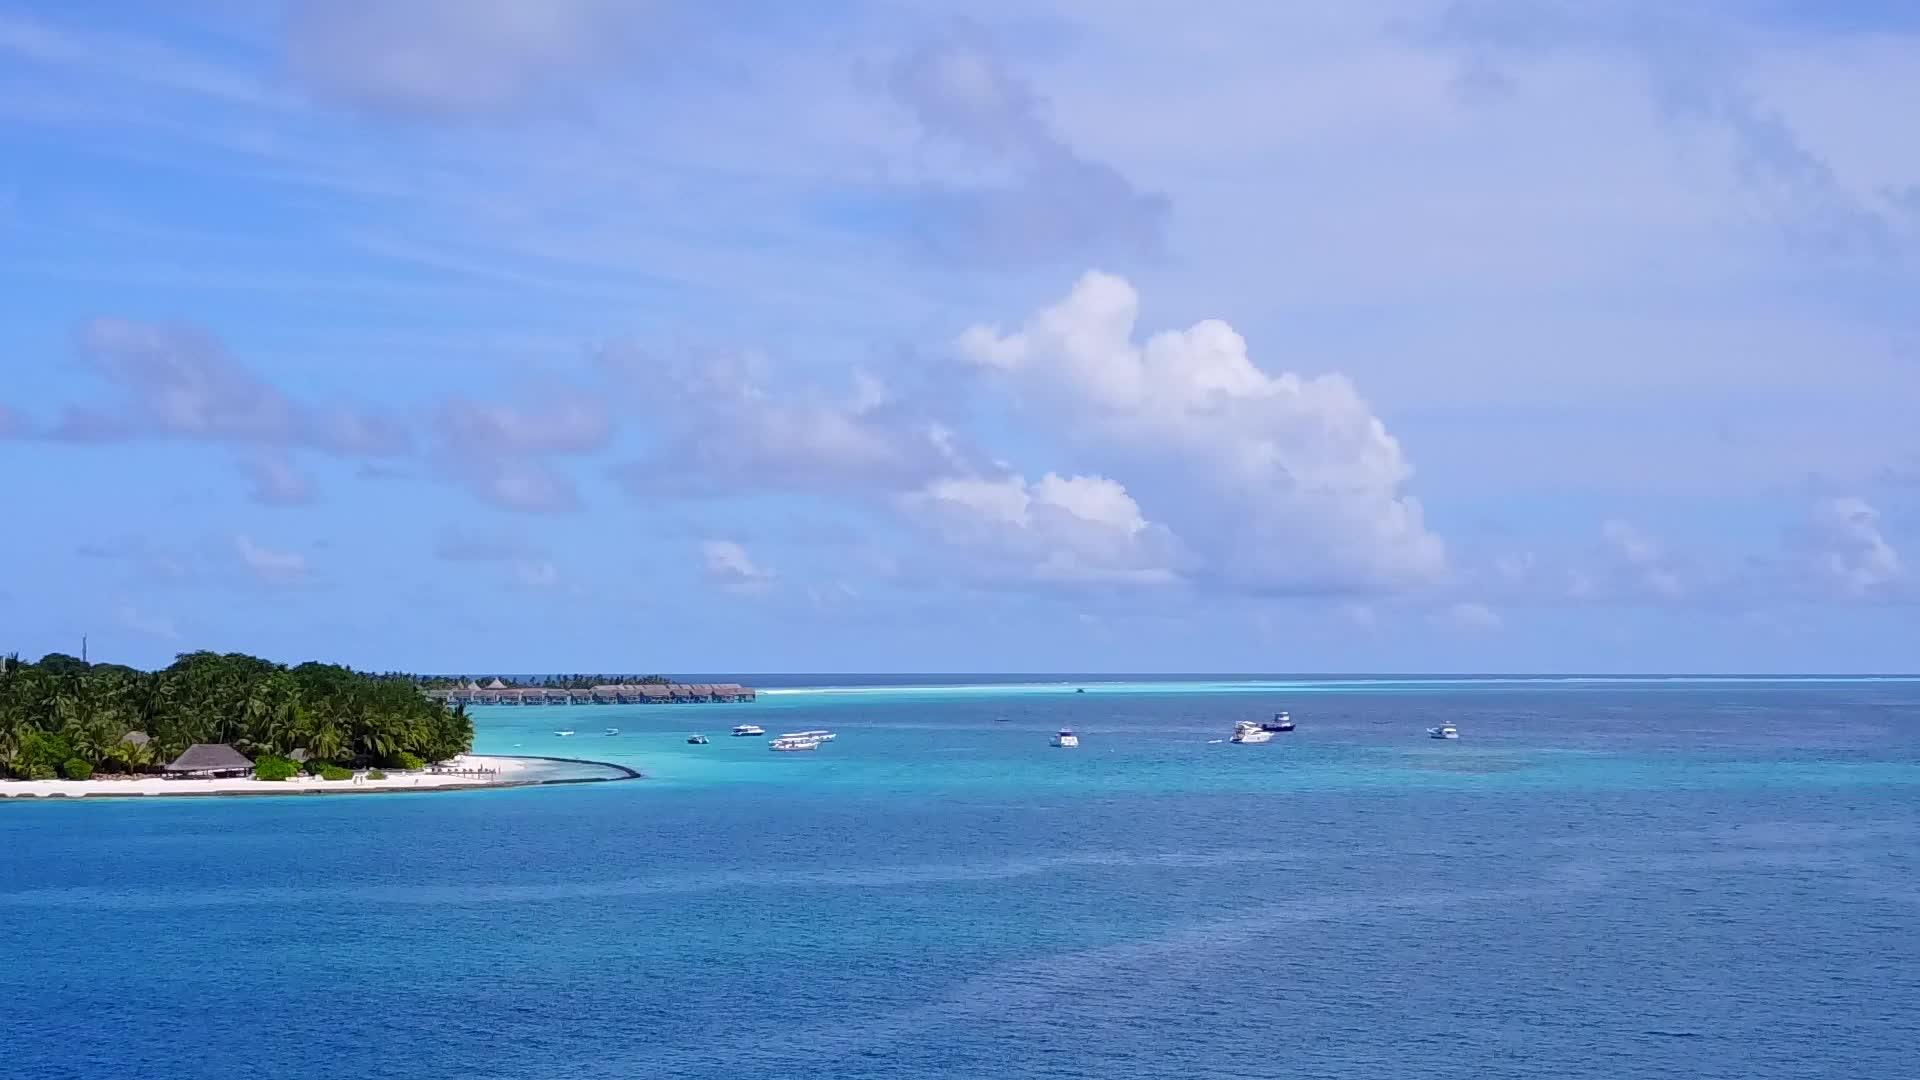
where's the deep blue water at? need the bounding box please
[4,678,1918,1079]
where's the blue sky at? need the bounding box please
[1,0,1915,673]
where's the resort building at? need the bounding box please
[164,743,255,779]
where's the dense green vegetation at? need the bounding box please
[0,651,473,779]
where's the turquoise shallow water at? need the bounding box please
[4,677,1918,1078]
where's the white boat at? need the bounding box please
[603,727,620,736]
[1051,728,1079,748]
[1428,724,1459,740]
[769,736,820,752]
[1231,721,1272,744]
[780,729,836,742]
[553,730,575,737]
[1261,711,1295,733]
[732,724,766,737]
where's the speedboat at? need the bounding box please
[780,730,836,742]
[731,724,766,737]
[1428,724,1460,740]
[1231,721,1272,744]
[1051,729,1079,748]
[686,734,709,745]
[553,730,575,737]
[1260,711,1295,732]
[603,727,620,736]
[769,735,821,752]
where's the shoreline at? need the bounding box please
[0,754,639,802]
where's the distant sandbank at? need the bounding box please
[0,754,637,800]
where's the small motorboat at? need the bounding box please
[731,724,766,737]
[1428,724,1460,740]
[769,735,821,752]
[1260,711,1295,733]
[603,727,620,736]
[1051,729,1080,748]
[553,730,575,737]
[686,734,709,745]
[1231,721,1272,744]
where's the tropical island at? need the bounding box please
[0,650,615,798]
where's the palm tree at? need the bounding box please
[305,719,346,764]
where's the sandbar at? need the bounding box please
[0,754,636,800]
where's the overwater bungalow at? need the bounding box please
[165,743,254,779]
[430,679,757,705]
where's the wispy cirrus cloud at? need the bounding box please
[46,318,410,456]
[1799,496,1905,598]
[701,539,774,595]
[432,526,562,589]
[430,392,613,513]
[113,601,179,642]
[233,535,309,586]
[884,22,1170,265]
[604,345,964,499]
[282,0,643,121]
[1420,0,1920,255]
[241,454,317,506]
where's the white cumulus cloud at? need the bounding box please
[958,271,1446,594]
[904,471,1186,586]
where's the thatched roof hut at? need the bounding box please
[164,744,254,777]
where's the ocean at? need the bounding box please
[3,677,1917,1079]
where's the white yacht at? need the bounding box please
[1428,723,1460,740]
[1051,728,1080,748]
[780,730,836,742]
[732,724,766,737]
[769,735,821,752]
[1231,721,1272,745]
[553,729,575,737]
[603,727,620,736]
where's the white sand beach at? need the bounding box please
[0,754,546,799]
